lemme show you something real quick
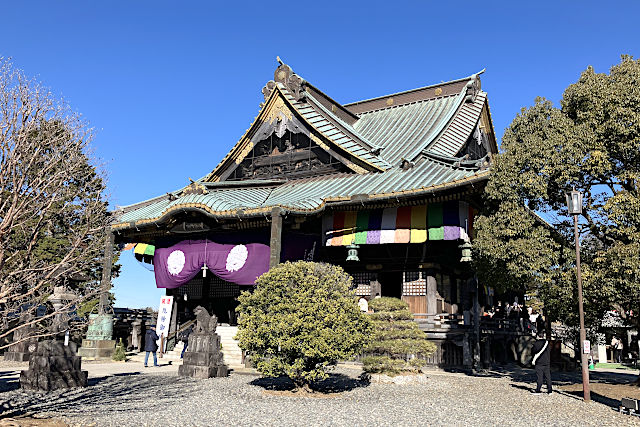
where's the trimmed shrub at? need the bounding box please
[112,338,126,361]
[236,261,372,390]
[363,297,436,375]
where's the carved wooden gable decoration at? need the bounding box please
[210,60,377,183]
[225,124,352,181]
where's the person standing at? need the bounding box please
[612,336,623,363]
[532,331,552,394]
[144,325,160,367]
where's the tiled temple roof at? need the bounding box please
[113,62,495,231]
[114,160,488,229]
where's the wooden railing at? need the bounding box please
[160,319,197,356]
[480,318,520,333]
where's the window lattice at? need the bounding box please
[351,272,377,296]
[403,271,426,296]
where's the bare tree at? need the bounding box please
[0,58,111,350]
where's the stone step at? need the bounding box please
[217,326,243,368]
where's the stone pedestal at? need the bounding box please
[178,333,228,379]
[20,340,87,391]
[78,313,115,360]
[4,327,38,362]
[77,338,116,360]
[426,275,437,315]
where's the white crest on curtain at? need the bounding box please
[226,245,248,272]
[167,250,186,276]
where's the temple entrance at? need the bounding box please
[379,271,402,298]
[174,275,243,325]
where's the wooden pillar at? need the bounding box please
[98,229,115,315]
[473,278,481,372]
[269,207,283,268]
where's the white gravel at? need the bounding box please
[0,364,637,426]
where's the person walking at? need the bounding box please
[179,324,193,358]
[144,325,160,367]
[531,331,552,394]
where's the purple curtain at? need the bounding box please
[153,240,270,289]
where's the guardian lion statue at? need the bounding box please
[193,306,218,334]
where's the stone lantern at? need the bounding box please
[20,286,88,391]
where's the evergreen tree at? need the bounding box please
[236,261,371,391]
[474,56,640,332]
[363,297,436,374]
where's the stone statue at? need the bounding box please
[178,306,227,379]
[193,305,218,334]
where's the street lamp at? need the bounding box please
[566,188,590,402]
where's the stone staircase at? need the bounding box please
[127,327,246,372]
[162,341,185,362]
[217,325,244,371]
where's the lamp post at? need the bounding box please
[566,188,590,402]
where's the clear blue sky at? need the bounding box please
[2,1,638,308]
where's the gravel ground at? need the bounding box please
[1,364,638,427]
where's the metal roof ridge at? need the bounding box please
[202,179,287,188]
[421,90,488,158]
[113,173,210,214]
[420,151,488,170]
[304,92,390,163]
[354,92,460,116]
[402,90,467,162]
[343,70,485,107]
[302,81,361,122]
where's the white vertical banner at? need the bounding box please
[156,296,174,351]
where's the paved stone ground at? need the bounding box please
[0,361,638,426]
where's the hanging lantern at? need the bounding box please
[346,244,360,262]
[459,241,472,262]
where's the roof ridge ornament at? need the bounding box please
[180,179,208,196]
[464,75,480,103]
[261,57,306,102]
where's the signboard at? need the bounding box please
[583,340,591,354]
[156,296,174,351]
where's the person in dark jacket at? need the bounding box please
[531,331,552,394]
[144,326,160,367]
[179,324,193,358]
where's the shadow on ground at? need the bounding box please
[0,371,20,393]
[562,389,621,409]
[466,363,638,411]
[250,373,370,393]
[455,363,639,387]
[0,372,186,419]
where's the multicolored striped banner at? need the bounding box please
[323,202,475,246]
[133,243,156,256]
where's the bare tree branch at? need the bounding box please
[0,58,113,347]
